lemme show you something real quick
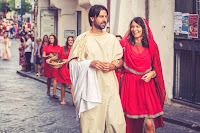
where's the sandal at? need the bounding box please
[61,101,66,105]
[53,95,59,99]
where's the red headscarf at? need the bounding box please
[121,17,166,108]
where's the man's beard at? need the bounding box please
[94,20,106,30]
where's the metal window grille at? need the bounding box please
[196,0,200,14]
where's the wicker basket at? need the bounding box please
[46,58,65,69]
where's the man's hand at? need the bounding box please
[90,60,104,70]
[102,62,115,73]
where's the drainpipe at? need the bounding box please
[145,0,149,22]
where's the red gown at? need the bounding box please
[42,44,60,78]
[57,46,71,84]
[120,17,165,133]
[121,43,164,132]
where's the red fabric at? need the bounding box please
[17,27,20,39]
[125,116,163,133]
[27,23,31,28]
[142,18,166,109]
[115,69,122,93]
[125,117,143,133]
[3,25,6,31]
[120,17,166,131]
[42,44,60,78]
[57,46,71,84]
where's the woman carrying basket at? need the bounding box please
[57,36,74,105]
[42,35,60,98]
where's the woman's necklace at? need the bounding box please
[134,42,142,46]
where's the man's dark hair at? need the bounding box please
[88,4,108,26]
[48,34,58,46]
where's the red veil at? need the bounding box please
[120,17,166,109]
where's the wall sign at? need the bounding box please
[188,14,198,38]
[40,10,55,38]
[64,30,76,38]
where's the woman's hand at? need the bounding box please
[111,60,120,67]
[141,71,155,82]
[61,59,68,64]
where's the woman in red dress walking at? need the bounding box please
[120,17,166,133]
[42,35,60,99]
[57,36,74,105]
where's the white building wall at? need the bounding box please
[57,9,62,45]
[111,0,146,36]
[37,0,49,38]
[50,0,78,46]
[149,0,175,100]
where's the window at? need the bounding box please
[196,0,200,14]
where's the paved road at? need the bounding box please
[0,39,199,133]
[0,40,79,133]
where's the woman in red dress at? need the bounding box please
[120,17,166,133]
[57,36,74,105]
[42,35,60,99]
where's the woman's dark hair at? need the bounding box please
[127,17,149,48]
[26,34,31,38]
[20,37,24,43]
[115,35,122,39]
[42,35,48,44]
[31,37,34,42]
[48,34,58,46]
[4,33,8,38]
[64,36,74,54]
[88,4,108,26]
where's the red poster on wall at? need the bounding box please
[188,14,199,38]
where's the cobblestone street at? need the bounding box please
[0,40,79,133]
[0,39,199,133]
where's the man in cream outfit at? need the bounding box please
[68,4,126,133]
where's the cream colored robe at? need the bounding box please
[2,38,11,60]
[68,31,126,133]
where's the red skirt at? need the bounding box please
[43,59,58,78]
[57,64,71,84]
[120,73,164,132]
